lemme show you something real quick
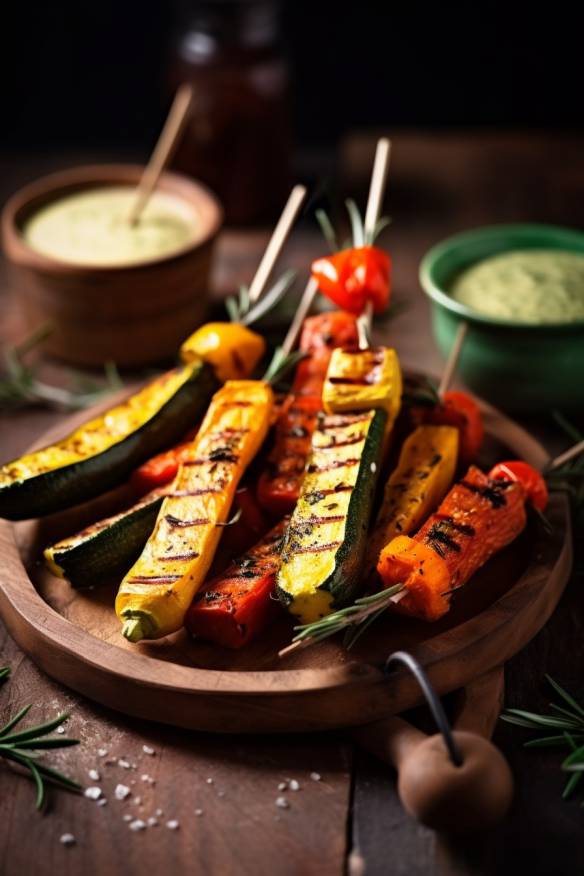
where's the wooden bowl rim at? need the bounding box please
[1,163,224,274]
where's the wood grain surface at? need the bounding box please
[1,133,583,875]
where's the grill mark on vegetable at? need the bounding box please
[165,514,209,527]
[322,413,373,427]
[157,551,200,561]
[433,514,476,536]
[167,488,222,497]
[304,484,354,503]
[313,434,365,449]
[129,575,181,584]
[459,479,509,508]
[290,541,343,554]
[220,401,253,408]
[425,527,461,557]
[303,515,346,524]
[307,458,360,473]
[328,371,381,387]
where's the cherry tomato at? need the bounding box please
[489,460,549,511]
[311,246,391,315]
[413,390,484,465]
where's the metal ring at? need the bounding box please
[384,650,464,767]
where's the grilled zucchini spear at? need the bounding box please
[276,346,402,624]
[0,361,217,520]
[116,379,273,642]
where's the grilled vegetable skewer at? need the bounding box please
[377,465,528,621]
[0,362,218,521]
[256,311,359,515]
[116,379,274,642]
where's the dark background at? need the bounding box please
[3,0,584,152]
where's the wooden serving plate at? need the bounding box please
[0,395,572,733]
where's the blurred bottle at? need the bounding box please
[169,0,291,225]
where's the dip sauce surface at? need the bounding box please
[23,186,200,267]
[450,249,584,323]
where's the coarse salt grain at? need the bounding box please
[155,808,163,817]
[115,784,131,800]
[97,748,108,757]
[129,819,146,832]
[194,809,203,817]
[88,769,100,781]
[57,726,65,735]
[97,799,107,807]
[142,745,155,755]
[147,817,158,827]
[166,820,180,830]
[275,797,289,809]
[84,787,102,801]
[123,814,133,823]
[206,777,213,784]
[310,772,321,782]
[278,781,287,791]
[217,790,225,798]
[289,780,300,792]
[118,759,131,769]
[60,833,75,847]
[133,797,142,805]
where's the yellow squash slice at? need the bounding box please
[116,379,273,642]
[368,424,459,567]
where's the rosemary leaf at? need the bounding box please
[345,199,365,247]
[315,208,339,253]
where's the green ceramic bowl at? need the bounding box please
[420,223,584,412]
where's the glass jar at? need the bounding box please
[169,0,291,225]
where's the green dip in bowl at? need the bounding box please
[420,224,584,412]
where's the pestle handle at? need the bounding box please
[351,661,513,834]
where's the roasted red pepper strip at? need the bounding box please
[130,427,199,495]
[412,390,484,465]
[185,518,288,649]
[489,460,549,511]
[256,396,322,516]
[298,310,362,353]
[377,465,527,621]
[257,312,359,515]
[311,246,391,315]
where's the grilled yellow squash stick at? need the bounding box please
[322,346,402,423]
[116,379,273,642]
[367,425,459,567]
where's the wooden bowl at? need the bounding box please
[2,165,223,367]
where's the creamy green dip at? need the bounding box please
[449,249,584,323]
[23,186,200,267]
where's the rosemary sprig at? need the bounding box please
[225,269,297,327]
[0,666,81,809]
[0,325,123,412]
[501,675,584,802]
[262,347,307,386]
[280,585,405,657]
[315,199,392,252]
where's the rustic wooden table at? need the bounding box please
[0,133,582,875]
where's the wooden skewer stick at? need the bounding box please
[280,277,319,356]
[547,438,584,471]
[128,84,194,226]
[247,185,307,304]
[437,321,468,398]
[358,138,392,349]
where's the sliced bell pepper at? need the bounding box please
[311,246,391,315]
[185,518,288,649]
